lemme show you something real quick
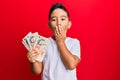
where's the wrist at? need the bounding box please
[56,41,65,46]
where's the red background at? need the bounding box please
[0,0,120,80]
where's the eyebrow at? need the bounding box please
[51,15,67,19]
[50,16,56,19]
[60,15,67,18]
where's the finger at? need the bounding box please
[27,51,37,63]
[60,25,64,31]
[28,54,39,63]
[58,25,61,34]
[27,51,33,58]
[59,25,63,34]
[54,26,57,35]
[31,54,38,60]
[29,57,36,63]
[54,30,57,36]
[27,53,36,59]
[29,48,36,53]
[59,25,64,34]
[56,26,59,35]
[27,50,39,58]
[31,53,39,58]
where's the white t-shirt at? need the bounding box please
[42,37,81,80]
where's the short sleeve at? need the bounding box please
[70,39,81,59]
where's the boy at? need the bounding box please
[27,3,81,80]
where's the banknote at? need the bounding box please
[22,32,32,50]
[22,32,49,62]
[35,35,49,50]
[28,32,39,49]
[35,35,49,62]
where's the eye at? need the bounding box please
[51,18,56,21]
[61,18,65,21]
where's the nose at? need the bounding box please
[57,19,61,26]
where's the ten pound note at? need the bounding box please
[22,32,49,62]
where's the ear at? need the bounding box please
[68,21,72,29]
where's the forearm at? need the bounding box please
[30,62,43,75]
[57,42,80,70]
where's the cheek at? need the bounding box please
[62,23,69,30]
[50,22,56,29]
[49,23,56,30]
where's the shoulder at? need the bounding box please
[66,37,80,44]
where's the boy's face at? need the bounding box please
[49,8,71,32]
